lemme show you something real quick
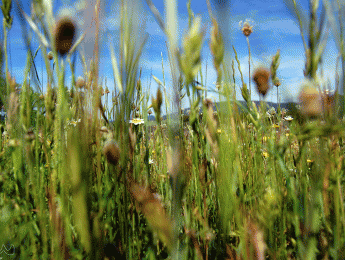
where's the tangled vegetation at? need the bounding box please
[0,0,345,259]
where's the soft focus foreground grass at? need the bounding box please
[0,0,345,259]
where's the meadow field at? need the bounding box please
[0,0,345,259]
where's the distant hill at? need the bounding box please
[158,100,294,121]
[152,96,344,121]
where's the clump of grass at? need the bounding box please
[1,0,345,259]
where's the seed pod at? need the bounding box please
[253,67,270,96]
[54,17,76,56]
[103,140,120,166]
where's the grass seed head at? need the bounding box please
[210,18,224,70]
[179,16,204,86]
[54,17,76,56]
[253,67,270,96]
[103,140,120,166]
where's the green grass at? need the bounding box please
[0,0,345,259]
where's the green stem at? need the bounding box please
[3,21,9,99]
[246,37,251,99]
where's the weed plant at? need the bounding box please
[0,0,345,259]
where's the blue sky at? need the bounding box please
[0,0,341,112]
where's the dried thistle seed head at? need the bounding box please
[54,17,76,56]
[103,140,120,166]
[298,85,322,117]
[240,21,253,37]
[76,76,85,89]
[253,67,270,96]
[47,51,53,61]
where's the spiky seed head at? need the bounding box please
[103,140,120,166]
[54,17,76,56]
[253,67,270,96]
[76,76,85,89]
[47,51,53,61]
